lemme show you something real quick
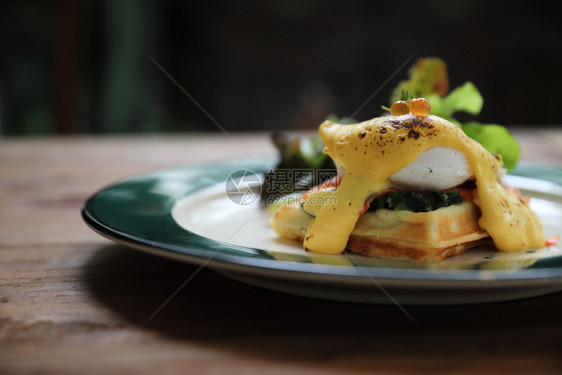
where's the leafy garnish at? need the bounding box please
[390,58,449,103]
[461,122,520,171]
[271,131,332,170]
[389,58,520,171]
[426,82,483,120]
[485,253,497,259]
[325,114,357,125]
[399,89,413,102]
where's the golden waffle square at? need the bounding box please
[270,201,490,262]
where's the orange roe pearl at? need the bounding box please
[408,98,431,117]
[390,101,410,116]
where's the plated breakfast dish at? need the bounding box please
[82,57,562,304]
[270,98,549,261]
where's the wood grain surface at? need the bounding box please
[1,130,562,374]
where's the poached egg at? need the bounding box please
[388,147,472,191]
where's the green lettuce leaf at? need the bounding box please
[461,122,520,171]
[428,83,518,171]
[390,57,449,103]
[388,57,520,171]
[427,82,483,119]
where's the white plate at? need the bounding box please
[83,159,562,306]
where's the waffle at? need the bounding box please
[270,200,490,262]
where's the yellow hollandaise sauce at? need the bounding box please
[303,114,545,254]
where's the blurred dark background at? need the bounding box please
[1,0,560,135]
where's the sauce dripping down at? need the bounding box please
[303,114,545,254]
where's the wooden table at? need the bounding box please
[1,129,562,374]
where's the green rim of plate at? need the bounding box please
[82,159,562,281]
